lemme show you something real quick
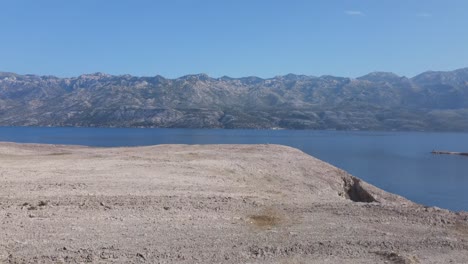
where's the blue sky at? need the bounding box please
[1,0,467,78]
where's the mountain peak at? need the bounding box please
[180,73,210,81]
[357,72,401,82]
[0,72,18,79]
[239,76,264,84]
[271,74,312,81]
[412,68,468,87]
[78,72,111,79]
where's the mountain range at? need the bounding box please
[1,68,468,131]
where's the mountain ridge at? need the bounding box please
[1,68,468,131]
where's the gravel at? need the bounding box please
[0,143,467,263]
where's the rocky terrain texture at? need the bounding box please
[0,143,467,263]
[1,68,468,130]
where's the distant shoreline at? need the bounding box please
[432,150,468,156]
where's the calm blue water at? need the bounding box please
[0,127,467,212]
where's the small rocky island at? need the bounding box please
[0,143,467,263]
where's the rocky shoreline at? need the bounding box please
[0,143,467,263]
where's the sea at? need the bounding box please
[0,127,467,212]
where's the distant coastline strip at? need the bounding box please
[431,150,468,156]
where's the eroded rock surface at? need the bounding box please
[0,143,467,263]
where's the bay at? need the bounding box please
[0,127,467,212]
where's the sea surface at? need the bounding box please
[0,127,467,212]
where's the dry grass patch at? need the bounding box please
[453,220,468,238]
[47,152,72,156]
[248,208,282,229]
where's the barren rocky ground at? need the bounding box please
[0,143,467,263]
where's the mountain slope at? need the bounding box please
[1,68,468,131]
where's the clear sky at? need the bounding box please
[1,0,467,78]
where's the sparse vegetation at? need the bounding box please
[1,68,468,131]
